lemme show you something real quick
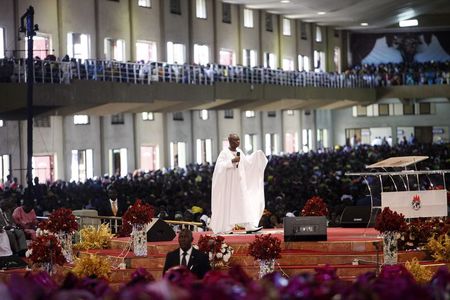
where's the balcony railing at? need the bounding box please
[1,58,448,88]
[0,58,381,88]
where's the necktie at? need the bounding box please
[112,201,118,216]
[181,251,187,266]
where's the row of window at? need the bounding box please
[352,103,433,117]
[0,134,273,183]
[115,0,322,41]
[0,110,295,129]
[66,33,321,69]
[1,27,330,71]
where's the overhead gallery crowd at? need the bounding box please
[1,56,450,87]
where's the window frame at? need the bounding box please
[283,18,291,36]
[196,0,207,19]
[73,115,90,125]
[243,8,254,28]
[138,0,151,8]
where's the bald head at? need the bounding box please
[228,133,240,150]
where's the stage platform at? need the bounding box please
[0,228,448,284]
[80,227,446,282]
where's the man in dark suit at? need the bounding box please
[163,228,211,279]
[96,186,126,217]
[96,186,126,233]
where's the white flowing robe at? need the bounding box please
[210,148,268,233]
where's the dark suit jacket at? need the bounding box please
[163,247,211,279]
[96,198,127,217]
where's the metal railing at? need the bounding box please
[0,58,387,88]
[3,58,448,89]
[74,215,203,233]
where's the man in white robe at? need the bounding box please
[210,133,268,234]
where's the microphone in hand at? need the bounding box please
[236,152,240,168]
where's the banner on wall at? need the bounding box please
[350,31,450,65]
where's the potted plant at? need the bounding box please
[374,207,406,265]
[122,199,154,257]
[248,234,282,278]
[197,234,234,269]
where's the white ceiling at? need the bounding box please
[224,0,450,30]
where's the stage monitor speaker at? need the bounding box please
[147,218,176,242]
[284,216,327,242]
[0,256,27,270]
[340,206,380,228]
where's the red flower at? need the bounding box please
[375,207,407,233]
[27,234,66,266]
[248,234,282,260]
[122,199,155,226]
[301,196,328,217]
[40,208,78,234]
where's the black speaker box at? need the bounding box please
[147,218,176,242]
[340,206,380,227]
[284,216,327,241]
[0,256,27,270]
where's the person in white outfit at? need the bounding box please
[210,133,267,234]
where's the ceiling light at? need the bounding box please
[317,11,326,15]
[360,22,368,26]
[399,19,418,27]
[280,0,290,3]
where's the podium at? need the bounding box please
[346,156,449,225]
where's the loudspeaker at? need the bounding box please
[340,206,380,227]
[0,256,27,270]
[146,218,176,242]
[284,216,327,241]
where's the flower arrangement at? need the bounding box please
[39,208,79,234]
[2,264,450,299]
[397,218,450,251]
[374,207,406,233]
[197,235,234,268]
[248,234,282,261]
[426,233,450,262]
[122,199,155,226]
[73,224,113,251]
[301,196,328,217]
[26,233,66,268]
[405,257,432,284]
[72,254,111,279]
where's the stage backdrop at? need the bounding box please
[350,31,450,65]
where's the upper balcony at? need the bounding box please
[0,58,449,119]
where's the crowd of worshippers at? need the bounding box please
[1,56,449,88]
[347,61,450,86]
[0,143,448,242]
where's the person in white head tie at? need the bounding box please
[210,133,268,234]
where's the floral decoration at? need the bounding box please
[405,257,432,284]
[426,233,450,262]
[73,224,113,251]
[122,199,155,226]
[72,254,111,279]
[248,234,282,260]
[301,196,328,217]
[26,233,66,267]
[197,235,234,268]
[39,208,79,234]
[2,263,450,299]
[398,218,449,251]
[374,207,407,233]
